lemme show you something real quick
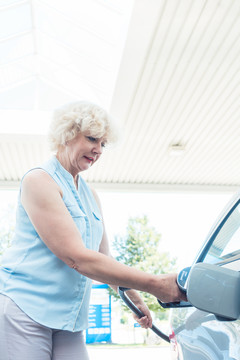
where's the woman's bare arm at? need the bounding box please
[21,169,186,303]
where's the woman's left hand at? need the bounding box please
[109,286,152,329]
[132,302,153,329]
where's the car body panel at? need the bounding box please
[169,192,240,360]
[170,308,240,359]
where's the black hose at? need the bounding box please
[118,287,170,343]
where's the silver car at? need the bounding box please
[119,191,240,359]
[168,191,240,360]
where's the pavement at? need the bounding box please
[87,345,171,360]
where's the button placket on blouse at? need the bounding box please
[66,177,93,329]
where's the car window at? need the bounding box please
[204,202,240,265]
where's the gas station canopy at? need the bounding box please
[1,0,240,192]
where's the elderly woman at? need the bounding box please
[0,101,186,360]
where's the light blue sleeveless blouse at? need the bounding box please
[0,157,103,331]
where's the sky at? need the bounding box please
[0,188,234,271]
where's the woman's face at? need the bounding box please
[65,132,106,174]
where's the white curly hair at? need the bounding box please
[48,101,119,153]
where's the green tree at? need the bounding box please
[110,215,177,320]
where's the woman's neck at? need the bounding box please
[56,151,79,189]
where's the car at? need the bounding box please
[119,191,240,360]
[168,190,240,360]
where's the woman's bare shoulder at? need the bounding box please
[22,169,62,196]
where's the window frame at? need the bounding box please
[194,193,240,265]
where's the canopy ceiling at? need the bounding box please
[0,0,240,192]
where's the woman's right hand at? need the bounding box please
[151,273,187,303]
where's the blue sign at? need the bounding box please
[86,284,112,343]
[134,322,141,328]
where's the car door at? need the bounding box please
[169,191,240,360]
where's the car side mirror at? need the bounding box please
[187,262,240,320]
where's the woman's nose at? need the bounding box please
[93,141,103,154]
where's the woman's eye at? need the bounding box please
[87,136,106,148]
[87,136,96,142]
